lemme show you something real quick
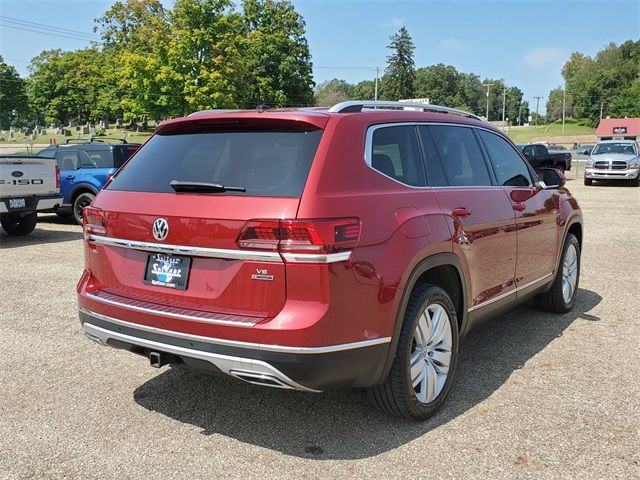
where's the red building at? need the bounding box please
[596,117,640,142]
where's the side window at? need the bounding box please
[522,145,533,157]
[534,145,545,157]
[79,151,97,168]
[417,126,448,186]
[56,150,79,170]
[370,125,426,186]
[428,125,492,186]
[83,150,114,168]
[478,130,533,187]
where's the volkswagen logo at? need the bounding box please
[152,218,169,241]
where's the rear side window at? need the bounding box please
[477,130,532,187]
[107,130,322,197]
[428,125,492,186]
[369,125,426,186]
[82,149,114,168]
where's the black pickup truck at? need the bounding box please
[521,144,572,171]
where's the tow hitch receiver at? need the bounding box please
[149,351,168,368]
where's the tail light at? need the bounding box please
[238,218,360,255]
[55,165,60,189]
[83,207,106,236]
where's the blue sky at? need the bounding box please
[1,0,638,112]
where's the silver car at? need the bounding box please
[584,140,640,186]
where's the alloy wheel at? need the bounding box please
[562,243,578,304]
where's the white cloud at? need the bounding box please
[439,38,468,51]
[388,17,405,28]
[522,47,569,71]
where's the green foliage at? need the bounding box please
[0,56,29,129]
[314,79,353,106]
[381,27,415,100]
[561,40,640,126]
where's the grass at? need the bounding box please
[507,119,596,144]
[0,128,153,146]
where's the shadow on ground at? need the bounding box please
[133,288,602,460]
[0,214,82,248]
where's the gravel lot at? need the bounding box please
[1,177,639,480]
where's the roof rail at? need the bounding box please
[328,100,483,121]
[64,137,127,145]
[187,109,244,117]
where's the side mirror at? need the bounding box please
[538,167,566,189]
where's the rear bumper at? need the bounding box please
[585,168,639,180]
[0,194,62,213]
[79,308,390,391]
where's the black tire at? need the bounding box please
[584,177,593,186]
[0,212,38,236]
[631,175,640,187]
[534,233,580,313]
[73,192,95,225]
[368,284,459,420]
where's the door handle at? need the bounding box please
[452,207,472,217]
[513,203,526,211]
[65,175,75,180]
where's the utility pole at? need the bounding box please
[562,88,566,132]
[600,100,604,121]
[502,88,507,123]
[374,67,380,101]
[533,96,543,127]
[518,102,523,126]
[483,83,494,121]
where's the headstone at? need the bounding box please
[63,129,72,137]
[8,131,14,141]
[141,121,148,130]
[55,128,62,135]
[115,119,121,127]
[82,126,90,134]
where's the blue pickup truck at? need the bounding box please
[37,139,140,224]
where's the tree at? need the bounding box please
[0,56,28,129]
[351,80,376,100]
[314,79,353,106]
[27,49,113,125]
[240,0,315,107]
[381,27,415,100]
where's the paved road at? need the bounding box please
[1,179,639,479]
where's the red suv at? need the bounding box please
[78,101,583,420]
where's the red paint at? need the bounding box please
[77,109,582,351]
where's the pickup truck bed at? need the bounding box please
[0,155,62,236]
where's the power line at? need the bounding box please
[0,15,99,39]
[0,24,100,43]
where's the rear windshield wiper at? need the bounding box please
[169,180,246,193]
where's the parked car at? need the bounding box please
[77,101,583,420]
[584,140,640,186]
[37,139,140,224]
[522,143,572,171]
[576,144,594,156]
[0,155,61,236]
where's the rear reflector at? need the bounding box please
[238,218,360,255]
[83,207,106,236]
[55,165,60,190]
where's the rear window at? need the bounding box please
[113,145,141,168]
[107,130,322,196]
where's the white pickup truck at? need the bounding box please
[0,155,62,236]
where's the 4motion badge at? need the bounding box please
[251,269,274,281]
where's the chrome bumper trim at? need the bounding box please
[79,307,391,354]
[87,234,283,262]
[87,235,353,264]
[83,322,320,392]
[85,292,261,328]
